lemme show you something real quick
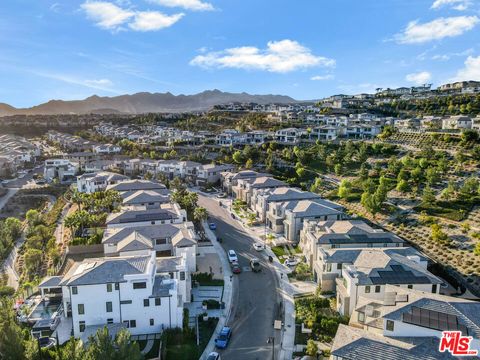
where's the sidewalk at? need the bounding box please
[198,220,234,360]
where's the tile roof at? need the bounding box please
[60,255,151,286]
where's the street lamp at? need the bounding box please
[267,336,275,360]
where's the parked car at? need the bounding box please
[231,261,241,274]
[218,193,227,198]
[209,223,217,230]
[214,326,232,349]
[250,258,261,272]
[35,179,46,185]
[227,250,238,263]
[284,257,299,267]
[253,242,264,251]
[207,352,221,360]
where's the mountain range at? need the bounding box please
[0,90,298,116]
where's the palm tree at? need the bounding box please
[70,189,83,211]
[193,207,208,223]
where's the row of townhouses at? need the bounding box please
[394,115,480,132]
[220,169,478,358]
[38,179,197,340]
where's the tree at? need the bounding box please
[431,224,449,244]
[85,327,142,360]
[396,179,410,193]
[26,209,43,229]
[440,181,456,200]
[0,298,26,360]
[245,158,253,169]
[24,248,43,276]
[421,186,436,207]
[232,151,243,164]
[71,189,84,211]
[337,180,352,199]
[193,207,208,222]
[305,339,318,357]
[361,191,382,216]
[458,177,479,200]
[53,337,85,360]
[310,177,324,194]
[4,217,22,240]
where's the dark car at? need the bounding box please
[214,326,232,349]
[231,261,242,274]
[250,258,261,272]
[209,223,217,230]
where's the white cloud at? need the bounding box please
[311,74,334,81]
[81,1,134,30]
[81,1,183,31]
[431,0,472,11]
[452,55,480,81]
[431,48,474,60]
[406,71,432,85]
[84,78,114,87]
[148,0,214,11]
[129,11,184,31]
[190,40,335,73]
[395,16,479,44]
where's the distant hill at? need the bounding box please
[0,90,297,116]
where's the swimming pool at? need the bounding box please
[28,300,61,323]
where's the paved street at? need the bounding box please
[198,194,282,360]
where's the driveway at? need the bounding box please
[198,194,281,360]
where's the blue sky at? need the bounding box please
[1,0,480,107]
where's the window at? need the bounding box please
[107,283,112,292]
[375,285,381,293]
[358,312,365,323]
[72,286,78,295]
[130,320,136,328]
[115,283,119,290]
[432,284,437,293]
[106,302,112,313]
[407,284,413,289]
[386,320,394,331]
[180,272,185,281]
[365,286,371,293]
[133,282,147,289]
[155,298,161,306]
[144,299,150,307]
[79,321,85,333]
[123,320,130,328]
[155,238,167,245]
[151,221,155,225]
[107,318,113,324]
[337,263,342,270]
[150,319,154,326]
[326,263,332,272]
[78,304,84,315]
[120,300,132,305]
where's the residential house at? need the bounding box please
[300,220,406,290]
[267,198,344,242]
[234,176,287,205]
[196,163,235,186]
[76,171,129,193]
[105,204,187,229]
[250,187,322,222]
[335,249,442,316]
[39,251,183,338]
[122,190,171,209]
[442,116,472,130]
[275,128,306,145]
[221,170,271,195]
[44,159,79,182]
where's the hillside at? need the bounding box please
[0,90,297,116]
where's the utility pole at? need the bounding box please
[267,336,275,360]
[196,315,200,346]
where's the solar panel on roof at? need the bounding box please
[402,306,469,335]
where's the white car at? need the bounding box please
[284,257,300,267]
[253,243,264,251]
[227,250,238,263]
[207,352,221,360]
